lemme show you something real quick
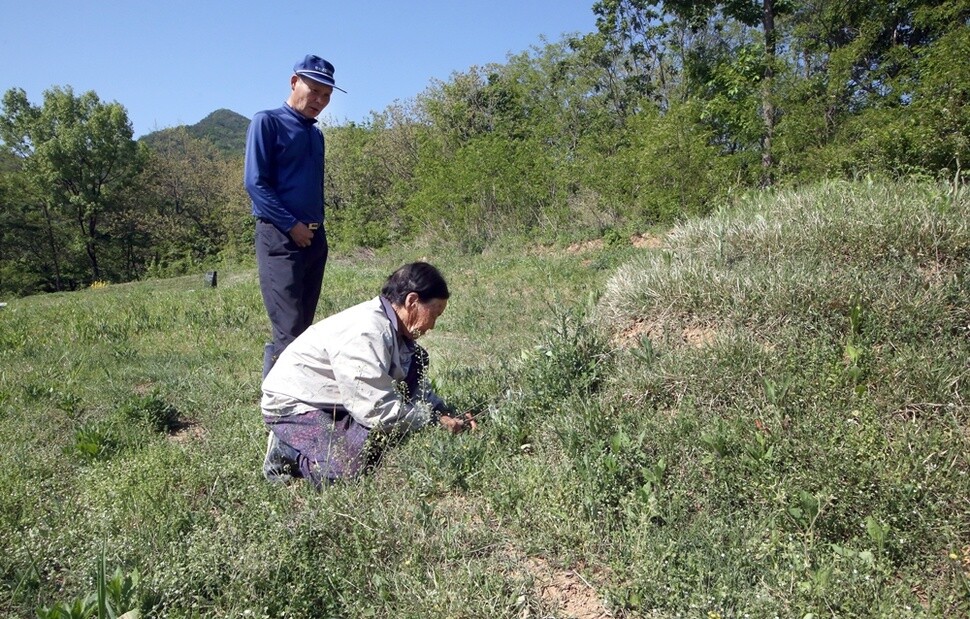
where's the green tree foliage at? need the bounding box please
[591,0,788,184]
[821,0,970,178]
[410,57,570,247]
[586,0,969,186]
[0,152,54,295]
[910,6,970,176]
[2,1,968,293]
[577,1,671,117]
[0,90,252,295]
[137,127,248,274]
[325,103,424,249]
[584,101,740,224]
[0,87,145,288]
[187,108,249,155]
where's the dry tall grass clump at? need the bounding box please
[586,180,969,615]
[598,180,969,349]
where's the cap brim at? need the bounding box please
[296,71,347,93]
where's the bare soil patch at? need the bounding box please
[682,325,716,347]
[168,420,206,443]
[614,319,717,349]
[630,232,663,249]
[522,557,610,619]
[566,239,605,254]
[499,545,611,619]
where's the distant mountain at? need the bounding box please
[140,109,250,157]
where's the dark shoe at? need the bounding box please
[262,431,297,483]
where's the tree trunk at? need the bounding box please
[41,201,64,291]
[760,0,776,187]
[86,240,101,281]
[79,209,101,281]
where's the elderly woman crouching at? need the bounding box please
[260,262,473,487]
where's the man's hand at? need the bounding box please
[439,412,477,435]
[289,222,314,247]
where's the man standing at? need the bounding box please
[245,54,346,377]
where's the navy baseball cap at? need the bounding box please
[294,54,347,93]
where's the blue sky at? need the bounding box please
[1,1,598,137]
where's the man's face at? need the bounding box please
[288,75,333,119]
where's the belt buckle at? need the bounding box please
[307,223,320,231]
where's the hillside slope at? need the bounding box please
[1,181,966,617]
[139,108,249,156]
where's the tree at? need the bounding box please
[325,103,424,248]
[410,43,620,246]
[908,4,969,176]
[0,153,52,295]
[584,0,673,118]
[140,127,234,266]
[778,0,970,180]
[0,86,144,285]
[657,0,788,184]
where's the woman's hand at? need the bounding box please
[439,412,477,434]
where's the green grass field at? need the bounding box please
[1,180,967,618]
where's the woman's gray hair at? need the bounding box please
[381,262,450,305]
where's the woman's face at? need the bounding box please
[402,294,447,339]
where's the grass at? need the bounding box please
[595,179,969,616]
[0,180,967,617]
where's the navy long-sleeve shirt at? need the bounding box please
[244,103,325,233]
